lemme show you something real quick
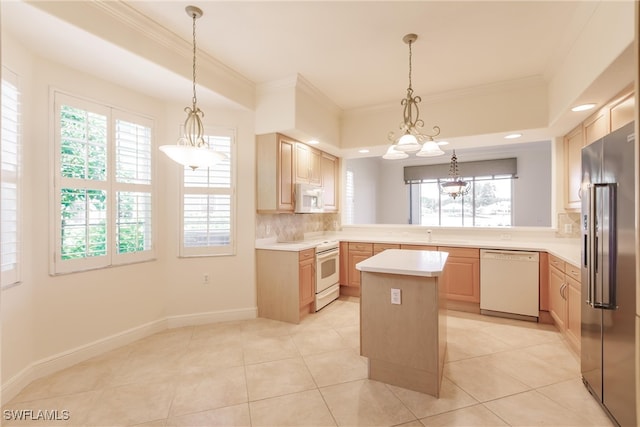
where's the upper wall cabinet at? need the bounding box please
[563,85,634,211]
[564,125,584,211]
[257,133,340,213]
[256,133,296,213]
[295,143,322,186]
[321,152,339,212]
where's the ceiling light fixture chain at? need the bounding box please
[384,33,443,160]
[159,5,227,170]
[183,5,205,150]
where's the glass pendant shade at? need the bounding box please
[382,144,409,160]
[416,139,445,157]
[441,180,469,199]
[160,144,226,171]
[395,133,421,152]
[440,150,470,199]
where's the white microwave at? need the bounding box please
[294,183,324,213]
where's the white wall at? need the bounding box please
[1,34,256,400]
[344,157,379,224]
[346,141,552,227]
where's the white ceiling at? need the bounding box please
[0,1,632,152]
[126,0,586,110]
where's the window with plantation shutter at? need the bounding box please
[181,130,235,256]
[1,67,21,286]
[52,92,155,274]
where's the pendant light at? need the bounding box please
[385,34,444,159]
[440,150,470,199]
[159,5,226,170]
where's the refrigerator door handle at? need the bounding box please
[589,183,617,310]
[586,185,596,306]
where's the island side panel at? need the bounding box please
[256,249,299,323]
[360,271,443,396]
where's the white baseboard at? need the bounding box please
[2,306,257,405]
[166,307,258,328]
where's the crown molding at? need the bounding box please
[343,75,548,117]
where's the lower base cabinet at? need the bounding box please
[256,248,315,324]
[341,242,373,297]
[548,254,581,354]
[437,247,480,304]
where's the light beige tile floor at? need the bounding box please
[3,297,615,426]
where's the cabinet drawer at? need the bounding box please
[349,242,373,252]
[373,243,400,254]
[438,246,479,258]
[400,244,438,251]
[549,254,566,273]
[565,263,581,282]
[299,248,315,261]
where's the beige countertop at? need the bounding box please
[356,249,449,277]
[255,232,581,267]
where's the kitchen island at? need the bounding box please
[356,249,448,397]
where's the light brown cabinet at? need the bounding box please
[373,243,400,254]
[401,244,479,306]
[562,85,634,211]
[437,246,480,304]
[583,108,609,146]
[256,133,295,213]
[564,125,584,211]
[610,91,634,132]
[295,142,322,186]
[548,256,567,331]
[256,248,316,324]
[299,249,316,308]
[341,242,373,297]
[400,244,438,251]
[548,253,581,354]
[257,133,340,213]
[321,152,339,212]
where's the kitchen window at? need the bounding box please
[409,177,513,227]
[405,158,516,227]
[1,67,21,287]
[180,129,235,257]
[52,92,155,274]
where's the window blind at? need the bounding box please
[1,68,20,285]
[404,158,517,183]
[181,132,235,256]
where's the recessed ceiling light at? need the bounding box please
[504,133,522,140]
[436,141,449,146]
[358,149,370,154]
[308,139,320,145]
[571,103,596,112]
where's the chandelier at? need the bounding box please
[440,150,470,199]
[159,5,227,170]
[384,33,444,160]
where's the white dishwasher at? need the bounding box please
[480,249,539,320]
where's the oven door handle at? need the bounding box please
[316,250,339,261]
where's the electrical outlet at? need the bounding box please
[203,273,210,284]
[564,223,573,234]
[265,224,271,235]
[391,288,401,305]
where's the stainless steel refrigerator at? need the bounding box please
[581,121,635,427]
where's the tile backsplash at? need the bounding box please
[556,212,581,238]
[256,213,340,242]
